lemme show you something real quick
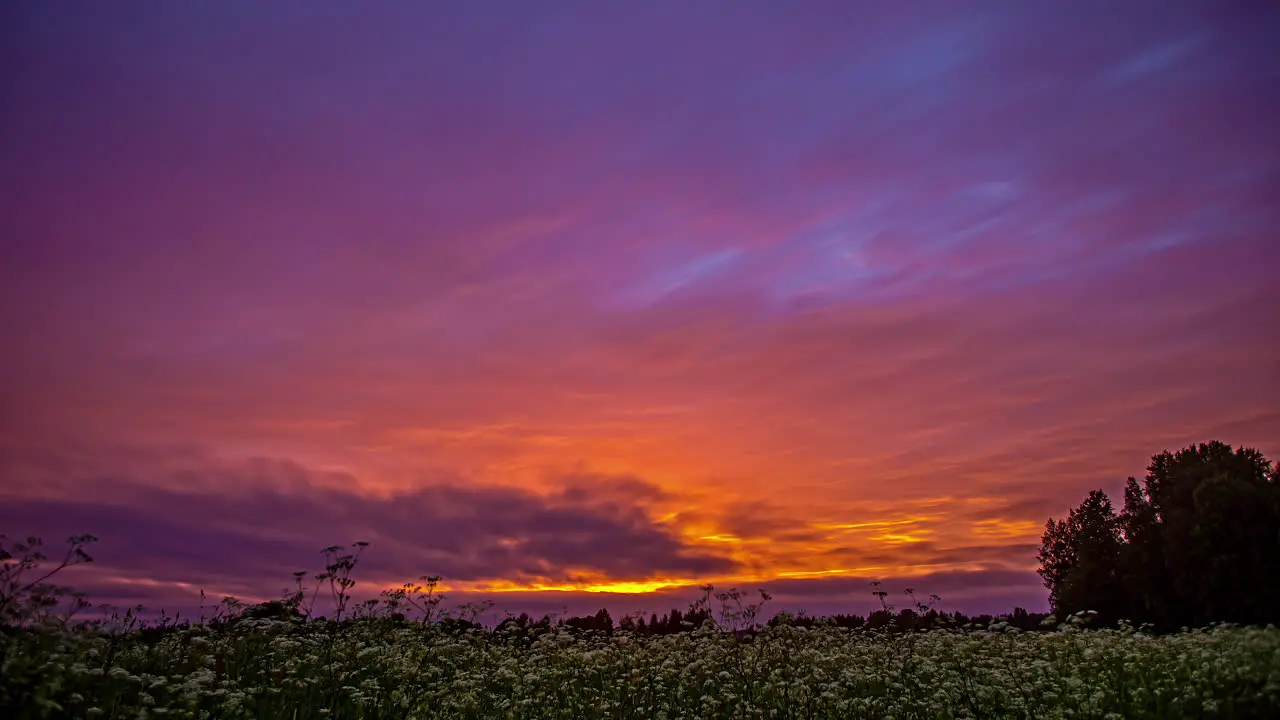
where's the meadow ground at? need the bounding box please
[2,613,1278,720]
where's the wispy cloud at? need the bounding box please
[1,0,1277,615]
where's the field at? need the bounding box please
[3,613,1278,720]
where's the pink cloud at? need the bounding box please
[1,0,1277,617]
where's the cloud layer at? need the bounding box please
[1,0,1277,616]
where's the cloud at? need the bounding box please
[0,446,1048,617]
[0,455,736,595]
[0,0,1277,619]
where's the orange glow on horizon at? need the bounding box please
[470,578,697,594]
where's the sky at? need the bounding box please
[1,0,1277,622]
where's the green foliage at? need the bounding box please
[1039,440,1280,629]
[3,609,1278,719]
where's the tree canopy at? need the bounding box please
[1038,440,1280,629]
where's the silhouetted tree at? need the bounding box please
[1037,488,1125,622]
[618,614,636,633]
[866,609,893,631]
[1039,441,1280,629]
[1119,441,1280,628]
[560,607,613,634]
[834,613,866,630]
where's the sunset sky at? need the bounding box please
[2,1,1277,621]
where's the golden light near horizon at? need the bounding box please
[1,0,1277,621]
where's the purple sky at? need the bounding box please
[2,0,1278,621]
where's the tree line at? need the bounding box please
[1037,440,1280,630]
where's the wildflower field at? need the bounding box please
[4,613,1279,720]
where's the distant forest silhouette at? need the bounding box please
[3,440,1277,635]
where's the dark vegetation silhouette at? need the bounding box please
[3,440,1275,641]
[1037,440,1280,631]
[5,440,1279,718]
[1,531,1053,642]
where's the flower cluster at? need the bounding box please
[3,614,1277,719]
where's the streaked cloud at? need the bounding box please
[0,0,1276,615]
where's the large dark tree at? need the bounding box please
[1120,441,1280,628]
[1036,489,1125,622]
[1039,441,1280,629]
